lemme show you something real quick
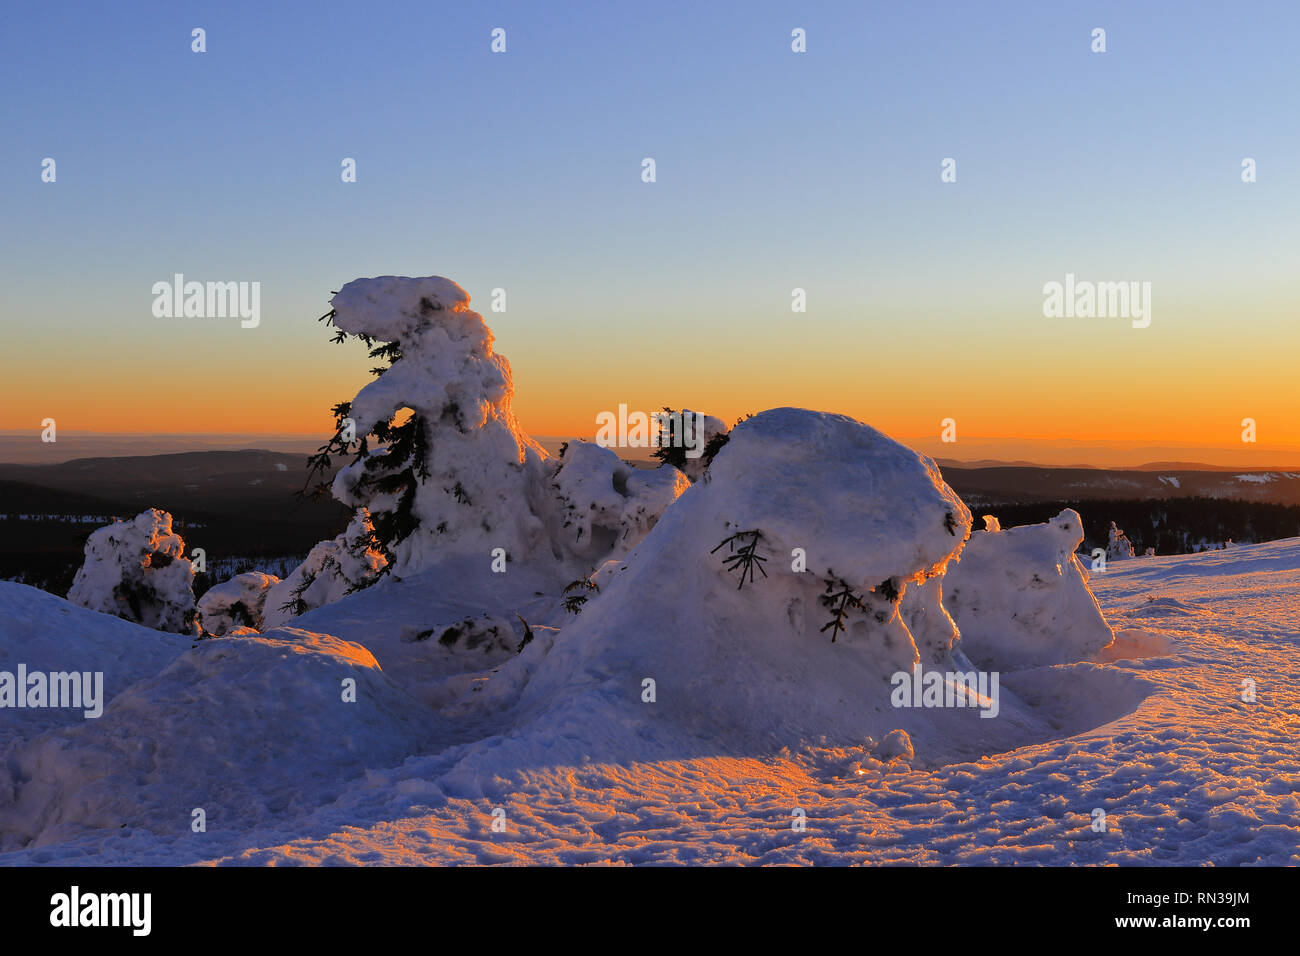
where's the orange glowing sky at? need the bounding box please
[4,283,1299,470]
[5,3,1298,468]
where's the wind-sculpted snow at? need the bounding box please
[0,628,432,851]
[0,582,190,754]
[435,409,1086,770]
[943,508,1115,670]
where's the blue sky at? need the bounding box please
[2,0,1297,458]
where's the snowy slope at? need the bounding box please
[0,531,1296,864]
[0,583,191,755]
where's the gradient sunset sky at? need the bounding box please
[2,0,1297,464]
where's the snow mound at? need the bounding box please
[67,509,196,633]
[548,440,691,561]
[450,409,1005,765]
[196,572,280,636]
[1130,595,1205,618]
[1095,627,1178,661]
[944,508,1114,670]
[0,583,191,753]
[0,628,431,850]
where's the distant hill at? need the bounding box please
[4,449,1300,596]
[0,450,348,595]
[939,465,1300,508]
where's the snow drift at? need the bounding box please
[0,582,190,754]
[0,629,432,850]
[943,508,1114,670]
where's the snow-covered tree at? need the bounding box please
[196,572,280,636]
[1106,521,1136,561]
[649,408,730,482]
[68,509,196,634]
[549,440,688,561]
[491,408,976,751]
[270,275,690,625]
[262,509,387,628]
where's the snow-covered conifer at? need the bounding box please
[68,509,196,633]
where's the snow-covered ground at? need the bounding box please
[1,282,1293,865]
[1,532,1296,866]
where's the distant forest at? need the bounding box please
[982,497,1300,556]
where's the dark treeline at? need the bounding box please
[978,497,1300,556]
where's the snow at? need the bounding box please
[262,510,386,629]
[67,509,196,634]
[0,628,431,851]
[2,524,1299,864]
[196,572,280,636]
[943,508,1115,670]
[672,411,728,482]
[0,583,190,755]
[3,281,1297,864]
[547,440,690,562]
[1106,520,1136,561]
[267,276,689,627]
